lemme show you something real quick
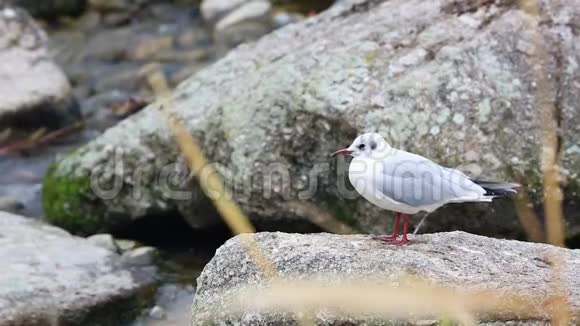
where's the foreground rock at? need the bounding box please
[0,212,156,325]
[0,6,78,131]
[43,0,580,239]
[192,231,580,325]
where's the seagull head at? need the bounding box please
[331,133,391,158]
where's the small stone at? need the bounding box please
[215,1,272,31]
[116,239,139,252]
[201,0,248,25]
[121,246,157,267]
[87,234,119,253]
[148,305,166,320]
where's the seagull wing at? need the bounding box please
[378,150,488,209]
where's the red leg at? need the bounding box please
[388,214,409,246]
[372,212,400,242]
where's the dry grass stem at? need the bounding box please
[203,277,567,325]
[513,183,545,242]
[144,65,279,279]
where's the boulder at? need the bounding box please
[192,231,580,325]
[0,6,79,130]
[42,0,580,240]
[0,211,156,325]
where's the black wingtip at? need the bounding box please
[472,180,520,196]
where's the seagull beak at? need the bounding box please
[331,148,352,157]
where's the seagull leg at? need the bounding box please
[372,212,400,242]
[388,214,409,246]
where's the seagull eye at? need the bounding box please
[358,144,366,150]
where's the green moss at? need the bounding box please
[42,162,107,235]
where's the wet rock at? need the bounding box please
[116,238,139,252]
[87,233,119,252]
[200,0,247,25]
[213,0,273,51]
[12,0,87,19]
[192,231,580,325]
[89,0,149,13]
[0,211,156,325]
[43,0,580,240]
[0,6,79,131]
[148,305,166,320]
[121,246,157,267]
[0,196,23,214]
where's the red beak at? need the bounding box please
[331,148,352,157]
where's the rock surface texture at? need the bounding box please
[0,6,78,130]
[192,231,580,325]
[0,212,156,325]
[43,0,580,239]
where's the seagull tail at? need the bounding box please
[472,180,520,197]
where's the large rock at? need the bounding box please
[43,0,580,239]
[192,231,580,325]
[0,211,156,325]
[0,6,79,130]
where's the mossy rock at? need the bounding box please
[43,162,116,235]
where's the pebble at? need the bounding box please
[116,239,139,252]
[87,234,119,253]
[121,246,157,267]
[148,305,166,320]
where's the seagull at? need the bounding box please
[331,133,519,246]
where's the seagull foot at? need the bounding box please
[371,234,398,242]
[387,238,409,246]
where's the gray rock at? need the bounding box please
[148,305,166,320]
[200,0,248,25]
[0,211,156,325]
[0,196,24,214]
[121,246,157,267]
[215,1,271,31]
[213,0,273,52]
[89,0,149,13]
[0,6,79,130]
[116,238,140,252]
[87,233,119,252]
[192,231,580,325]
[43,0,580,240]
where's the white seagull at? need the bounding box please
[332,133,519,246]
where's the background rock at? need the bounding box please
[0,211,156,325]
[192,231,580,325]
[42,0,580,241]
[0,6,79,130]
[200,0,248,25]
[202,0,276,54]
[213,0,273,52]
